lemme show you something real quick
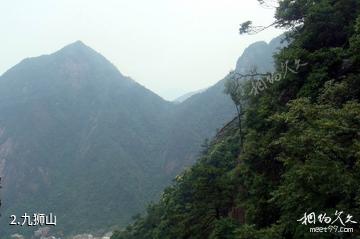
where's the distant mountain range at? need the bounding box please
[0,36,283,238]
[173,89,206,103]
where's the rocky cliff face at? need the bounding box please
[236,35,286,73]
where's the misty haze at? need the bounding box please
[0,1,359,239]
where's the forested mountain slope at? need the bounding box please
[112,1,360,238]
[162,35,285,173]
[0,35,281,238]
[0,41,173,237]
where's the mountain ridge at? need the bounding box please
[0,36,283,238]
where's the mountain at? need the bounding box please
[173,89,206,103]
[0,41,173,237]
[235,35,286,74]
[0,36,283,238]
[161,36,285,173]
[163,81,235,173]
[111,1,360,238]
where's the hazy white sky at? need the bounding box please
[0,0,283,100]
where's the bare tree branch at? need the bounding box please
[257,0,279,9]
[229,71,269,79]
[239,21,279,35]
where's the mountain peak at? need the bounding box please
[235,35,285,74]
[50,40,114,71]
[58,40,94,54]
[72,40,86,46]
[65,40,92,50]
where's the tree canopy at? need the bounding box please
[112,0,360,238]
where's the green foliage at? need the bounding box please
[239,21,253,35]
[209,218,238,239]
[113,1,360,238]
